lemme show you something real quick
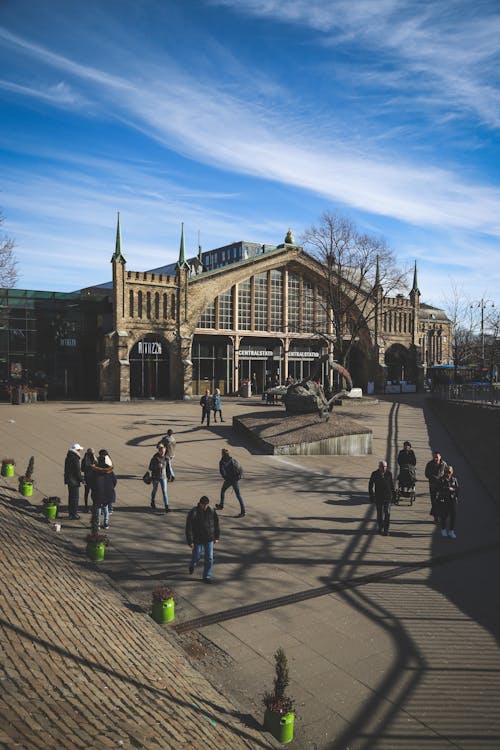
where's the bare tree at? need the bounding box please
[0,212,18,288]
[443,283,477,383]
[301,211,407,368]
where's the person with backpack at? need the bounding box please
[216,448,246,517]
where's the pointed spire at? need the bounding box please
[176,222,190,271]
[112,211,126,262]
[374,254,381,287]
[198,230,202,262]
[411,260,420,295]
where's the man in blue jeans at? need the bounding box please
[216,448,246,517]
[186,496,220,583]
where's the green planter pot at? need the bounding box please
[86,541,105,562]
[42,504,58,521]
[264,708,295,744]
[151,598,175,624]
[1,462,15,477]
[19,481,33,497]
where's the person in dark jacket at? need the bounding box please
[148,443,172,511]
[425,450,448,522]
[397,440,417,489]
[200,389,214,426]
[216,448,245,517]
[81,448,97,513]
[368,460,396,535]
[437,465,459,539]
[64,443,84,520]
[185,496,220,583]
[89,451,117,530]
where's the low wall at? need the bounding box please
[273,432,372,456]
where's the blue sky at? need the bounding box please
[1,0,499,309]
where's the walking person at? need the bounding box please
[81,448,97,513]
[89,450,117,530]
[213,388,224,422]
[64,443,84,520]
[368,460,396,536]
[162,429,176,480]
[425,450,448,522]
[437,465,459,539]
[216,448,246,517]
[148,443,172,512]
[200,389,214,426]
[185,496,220,583]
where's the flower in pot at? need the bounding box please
[151,586,175,624]
[41,495,61,521]
[19,456,35,496]
[1,458,15,477]
[263,647,295,744]
[85,532,109,562]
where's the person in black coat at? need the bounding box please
[369,460,396,535]
[89,452,117,530]
[64,443,84,520]
[397,440,417,489]
[185,496,220,583]
[437,465,459,539]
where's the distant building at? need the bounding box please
[0,216,452,400]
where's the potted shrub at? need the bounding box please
[86,532,109,562]
[1,458,15,478]
[151,586,175,624]
[19,456,35,497]
[263,647,295,744]
[41,496,61,521]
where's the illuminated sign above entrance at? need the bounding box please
[138,341,162,355]
[238,350,273,358]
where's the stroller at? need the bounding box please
[395,464,416,505]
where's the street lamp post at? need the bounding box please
[473,299,495,374]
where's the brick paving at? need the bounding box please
[0,487,269,750]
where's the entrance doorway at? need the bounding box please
[129,337,170,398]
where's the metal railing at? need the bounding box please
[433,383,499,405]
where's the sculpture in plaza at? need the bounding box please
[283,356,353,420]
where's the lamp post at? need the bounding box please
[473,299,495,374]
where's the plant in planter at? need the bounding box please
[18,456,35,496]
[41,496,61,521]
[86,531,109,562]
[1,458,15,477]
[151,586,175,624]
[263,647,295,744]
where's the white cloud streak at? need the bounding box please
[2,22,500,242]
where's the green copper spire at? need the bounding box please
[411,260,420,295]
[112,211,126,262]
[176,222,189,270]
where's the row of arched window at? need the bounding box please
[129,290,176,320]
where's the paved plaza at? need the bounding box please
[1,394,500,749]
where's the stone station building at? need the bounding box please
[94,218,452,401]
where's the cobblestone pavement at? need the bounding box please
[0,486,269,750]
[1,395,500,750]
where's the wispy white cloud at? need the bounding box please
[0,79,85,106]
[3,23,499,242]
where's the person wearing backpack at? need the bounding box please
[216,448,246,517]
